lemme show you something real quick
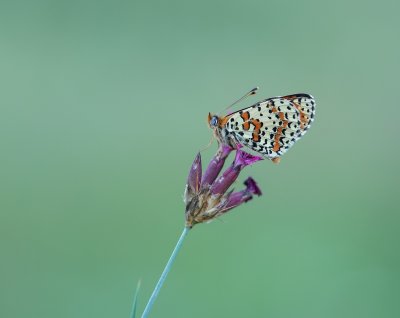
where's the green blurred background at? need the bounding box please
[1,0,399,317]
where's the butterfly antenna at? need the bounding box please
[219,87,259,115]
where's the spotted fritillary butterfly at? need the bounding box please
[208,88,316,163]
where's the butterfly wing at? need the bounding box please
[223,94,315,160]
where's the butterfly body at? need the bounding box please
[208,93,316,162]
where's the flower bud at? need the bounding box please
[201,145,233,188]
[184,152,202,203]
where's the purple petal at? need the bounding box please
[233,150,263,168]
[201,144,233,188]
[187,152,202,194]
[244,177,262,196]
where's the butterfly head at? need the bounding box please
[208,113,220,128]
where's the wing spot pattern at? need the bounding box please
[220,93,315,160]
[241,111,250,130]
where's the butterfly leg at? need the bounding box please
[200,134,215,153]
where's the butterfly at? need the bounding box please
[208,88,315,163]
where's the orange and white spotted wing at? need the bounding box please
[221,94,315,160]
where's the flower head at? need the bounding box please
[184,146,263,228]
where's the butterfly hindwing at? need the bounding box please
[223,94,315,159]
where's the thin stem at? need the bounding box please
[130,280,141,318]
[140,227,190,318]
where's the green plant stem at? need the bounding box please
[130,280,141,318]
[140,227,190,318]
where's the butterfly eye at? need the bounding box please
[210,116,219,127]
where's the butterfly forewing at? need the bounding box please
[223,94,315,160]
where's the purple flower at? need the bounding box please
[184,146,263,228]
[219,177,262,214]
[244,177,262,196]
